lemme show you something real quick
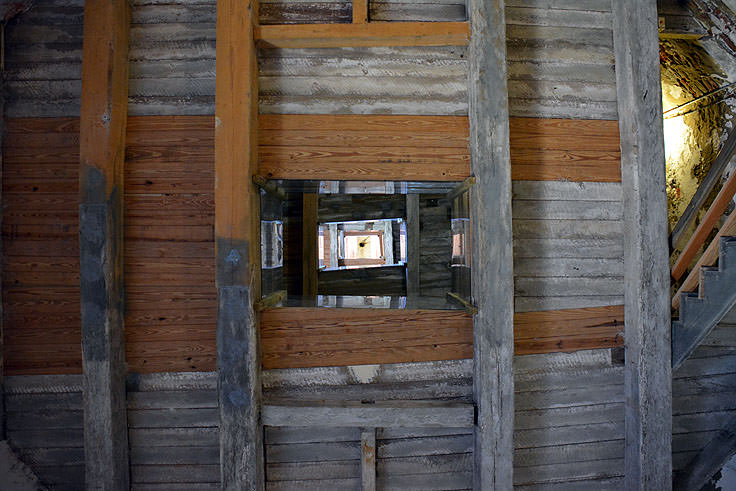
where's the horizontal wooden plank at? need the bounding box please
[263,401,474,428]
[255,22,470,48]
[261,305,624,368]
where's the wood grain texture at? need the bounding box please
[255,22,470,48]
[258,114,619,182]
[260,306,625,369]
[612,0,672,487]
[124,115,216,374]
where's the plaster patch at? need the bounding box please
[348,364,380,384]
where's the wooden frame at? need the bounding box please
[255,0,469,49]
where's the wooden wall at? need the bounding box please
[4,376,86,490]
[671,309,736,472]
[124,116,216,373]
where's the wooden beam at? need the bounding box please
[255,22,470,49]
[673,210,736,309]
[468,0,514,488]
[405,194,420,298]
[672,169,736,281]
[361,428,376,491]
[353,0,368,24]
[674,415,736,491]
[612,0,672,487]
[0,68,4,440]
[302,193,319,297]
[262,401,475,428]
[215,0,263,487]
[78,0,130,488]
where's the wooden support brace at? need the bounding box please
[612,0,672,486]
[78,0,131,488]
[361,428,376,491]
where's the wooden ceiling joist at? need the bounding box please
[255,21,470,49]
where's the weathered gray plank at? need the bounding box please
[515,276,623,297]
[514,257,623,277]
[378,435,473,458]
[127,408,218,428]
[128,427,218,447]
[377,471,472,490]
[377,453,472,475]
[515,403,623,430]
[514,458,623,485]
[127,390,217,409]
[513,238,623,259]
[514,440,623,467]
[674,416,736,491]
[514,422,624,449]
[130,445,219,465]
[266,426,360,444]
[131,464,219,484]
[262,402,474,428]
[267,442,361,463]
[469,0,515,489]
[266,460,360,481]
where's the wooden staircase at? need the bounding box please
[673,237,736,369]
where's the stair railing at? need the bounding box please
[671,157,736,309]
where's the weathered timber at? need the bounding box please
[262,401,474,428]
[674,415,736,490]
[255,22,470,48]
[469,0,514,488]
[302,193,318,297]
[215,0,263,487]
[406,194,420,298]
[612,0,672,486]
[78,0,130,488]
[361,428,376,491]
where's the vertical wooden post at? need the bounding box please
[361,428,376,491]
[468,0,514,488]
[0,60,5,442]
[302,193,319,297]
[353,0,368,24]
[215,0,264,488]
[405,194,420,298]
[78,0,130,489]
[612,0,672,488]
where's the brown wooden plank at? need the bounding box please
[258,130,468,149]
[255,21,470,48]
[514,305,624,340]
[258,114,468,133]
[509,118,621,152]
[260,306,626,369]
[4,117,80,134]
[126,355,216,373]
[126,115,214,133]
